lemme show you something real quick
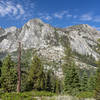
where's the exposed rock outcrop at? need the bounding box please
[0,18,100,61]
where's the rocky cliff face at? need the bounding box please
[0,18,100,61]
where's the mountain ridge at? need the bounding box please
[0,18,100,61]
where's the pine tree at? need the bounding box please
[0,60,2,77]
[0,55,17,92]
[64,62,80,95]
[0,60,2,88]
[45,70,53,92]
[63,42,80,95]
[0,60,2,74]
[80,71,88,92]
[55,78,62,94]
[88,73,96,91]
[27,54,45,91]
[45,69,62,93]
[94,40,100,100]
[95,61,100,100]
[62,42,73,73]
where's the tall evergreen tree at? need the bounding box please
[55,78,62,94]
[0,60,2,75]
[0,60,2,77]
[45,69,62,93]
[80,71,88,92]
[95,61,100,100]
[62,42,73,73]
[27,54,45,91]
[0,55,17,92]
[95,40,100,100]
[0,60,2,88]
[88,73,96,91]
[45,70,53,92]
[63,42,80,95]
[64,62,80,95]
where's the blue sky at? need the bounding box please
[0,0,100,30]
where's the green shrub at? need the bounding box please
[2,93,37,100]
[0,88,4,97]
[1,91,55,100]
[76,91,94,98]
[22,90,56,97]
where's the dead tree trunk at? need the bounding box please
[17,42,21,92]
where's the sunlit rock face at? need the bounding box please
[0,18,100,61]
[63,24,100,60]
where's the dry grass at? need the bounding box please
[35,96,95,100]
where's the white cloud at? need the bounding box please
[54,10,78,19]
[54,13,62,19]
[66,14,72,18]
[96,27,100,30]
[45,16,52,20]
[17,4,25,15]
[54,11,68,19]
[40,15,52,21]
[80,13,93,21]
[73,15,77,19]
[95,27,100,30]
[0,1,25,19]
[93,16,100,22]
[38,13,52,21]
[92,26,100,30]
[80,13,100,23]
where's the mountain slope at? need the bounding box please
[0,18,100,62]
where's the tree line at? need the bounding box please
[0,43,100,99]
[0,54,62,94]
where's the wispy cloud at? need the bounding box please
[54,11,68,19]
[93,16,100,22]
[53,10,78,20]
[73,15,77,19]
[38,13,52,21]
[38,10,79,22]
[92,26,100,30]
[38,10,70,21]
[1,0,100,26]
[95,27,100,30]
[0,0,35,20]
[66,14,72,18]
[79,13,100,23]
[0,1,25,19]
[40,15,52,21]
[80,13,93,21]
[16,4,25,15]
